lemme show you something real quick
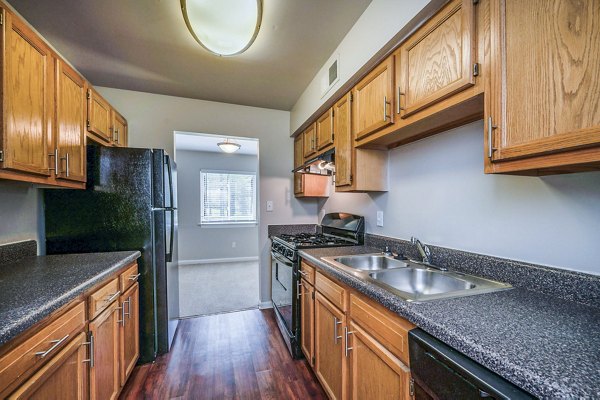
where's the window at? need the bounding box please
[200,170,257,225]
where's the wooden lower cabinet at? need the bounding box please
[347,321,412,400]
[314,292,346,400]
[89,301,120,400]
[300,278,315,366]
[8,332,89,400]
[119,282,140,384]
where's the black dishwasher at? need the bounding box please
[409,329,535,400]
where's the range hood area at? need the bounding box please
[292,149,335,175]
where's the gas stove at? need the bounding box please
[270,213,364,359]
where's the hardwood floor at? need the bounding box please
[119,309,326,399]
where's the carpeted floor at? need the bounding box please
[178,261,260,318]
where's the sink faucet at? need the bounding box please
[411,237,432,264]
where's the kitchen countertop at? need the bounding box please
[0,251,141,348]
[299,246,600,399]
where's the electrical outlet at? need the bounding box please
[266,200,274,212]
[376,211,384,227]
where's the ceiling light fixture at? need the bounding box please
[217,138,241,153]
[181,0,263,57]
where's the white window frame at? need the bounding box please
[199,169,257,226]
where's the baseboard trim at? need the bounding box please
[179,256,259,266]
[258,301,273,309]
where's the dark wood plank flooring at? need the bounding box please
[119,309,326,399]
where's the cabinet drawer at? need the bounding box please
[119,262,139,293]
[89,277,120,320]
[349,293,414,365]
[0,301,85,396]
[315,272,346,311]
[300,261,315,285]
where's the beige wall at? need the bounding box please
[96,87,319,304]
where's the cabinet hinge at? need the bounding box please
[86,90,91,100]
[331,109,335,117]
[331,133,334,141]
[312,356,315,365]
[473,63,480,77]
[0,150,3,162]
[409,378,415,397]
[349,174,353,183]
[473,0,479,4]
[350,93,354,102]
[86,120,90,129]
[312,291,315,300]
[0,12,4,25]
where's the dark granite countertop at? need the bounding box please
[0,251,141,348]
[299,246,600,399]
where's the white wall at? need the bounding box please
[96,87,319,303]
[290,0,429,132]
[176,150,259,262]
[0,181,43,252]
[319,121,600,275]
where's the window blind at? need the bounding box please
[200,171,257,224]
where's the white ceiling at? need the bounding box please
[10,0,372,110]
[175,132,259,155]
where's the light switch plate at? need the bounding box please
[266,200,274,212]
[376,211,384,227]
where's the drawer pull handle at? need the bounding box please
[82,332,94,367]
[298,270,308,277]
[35,334,69,358]
[333,317,343,344]
[128,273,141,281]
[104,290,121,304]
[344,327,354,357]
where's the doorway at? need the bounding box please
[174,131,260,317]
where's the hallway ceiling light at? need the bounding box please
[181,0,263,56]
[217,138,242,153]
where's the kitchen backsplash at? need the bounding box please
[0,240,37,266]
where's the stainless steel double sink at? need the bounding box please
[322,254,511,302]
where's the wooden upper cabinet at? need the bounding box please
[334,94,353,188]
[303,123,317,158]
[399,0,475,119]
[7,332,89,400]
[1,11,52,176]
[294,134,303,169]
[56,60,86,182]
[112,110,128,147]
[316,108,334,150]
[486,0,600,173]
[89,302,120,400]
[87,88,112,144]
[352,55,394,141]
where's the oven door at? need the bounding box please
[271,251,296,335]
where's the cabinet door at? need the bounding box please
[300,279,314,366]
[8,332,89,400]
[347,322,412,400]
[2,11,52,176]
[89,302,120,400]
[314,292,346,400]
[487,0,600,166]
[399,0,475,119]
[303,123,317,158]
[112,110,128,147]
[87,88,112,143]
[56,59,86,182]
[334,93,353,188]
[316,108,334,150]
[119,283,139,386]
[294,134,304,169]
[353,56,394,141]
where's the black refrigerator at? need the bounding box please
[44,145,179,364]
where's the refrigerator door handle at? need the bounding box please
[166,208,175,262]
[165,155,174,210]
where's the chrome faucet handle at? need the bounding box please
[383,246,393,256]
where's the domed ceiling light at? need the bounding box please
[217,138,241,153]
[181,0,263,56]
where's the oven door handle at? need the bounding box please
[271,251,294,267]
